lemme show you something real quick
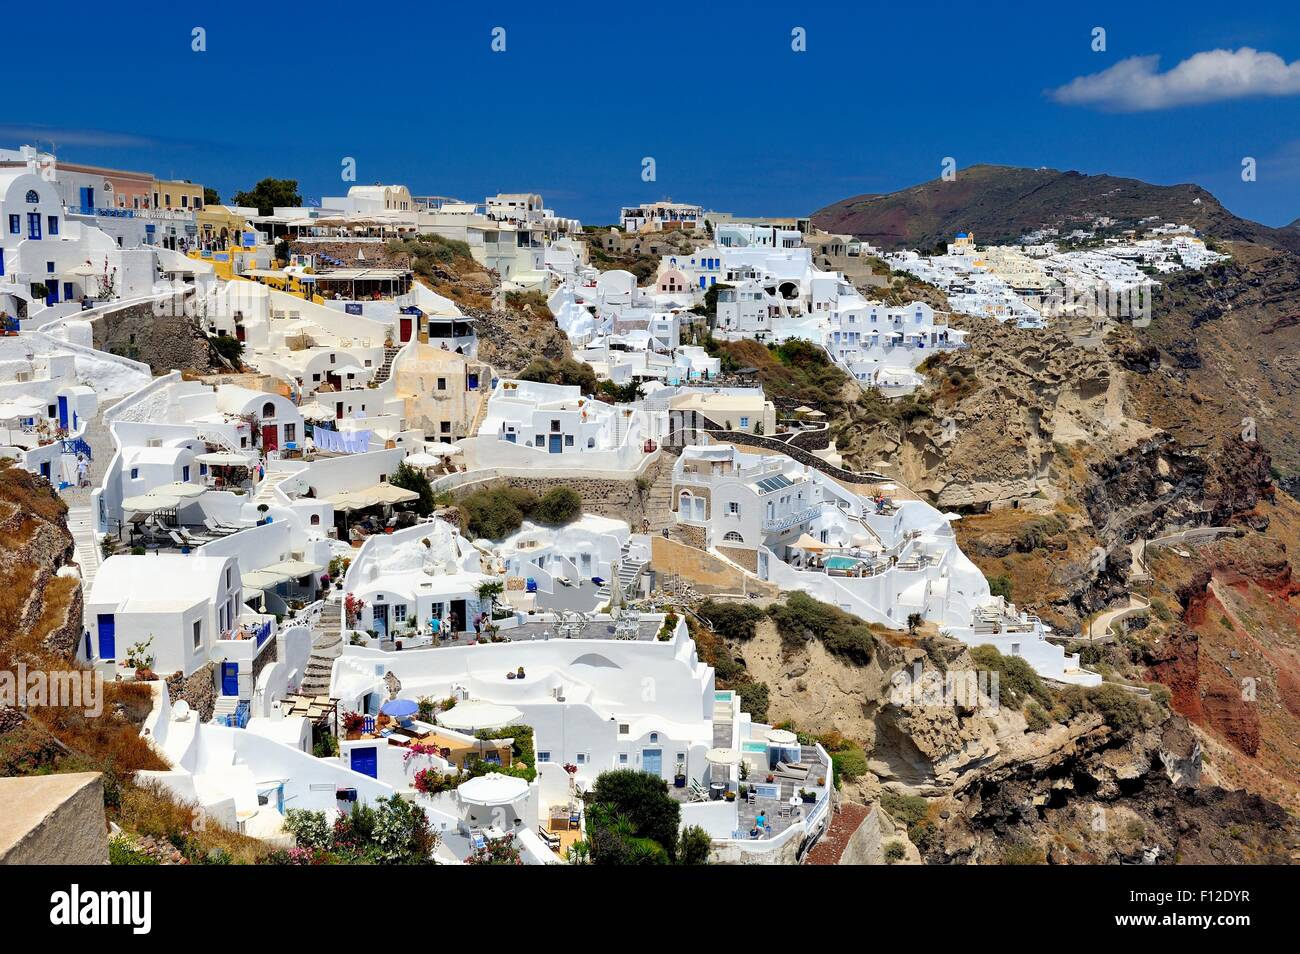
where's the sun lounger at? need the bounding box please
[538,827,561,849]
[203,517,239,536]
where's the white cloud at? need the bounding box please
[0,124,159,148]
[1050,48,1300,111]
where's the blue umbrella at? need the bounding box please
[381,698,419,718]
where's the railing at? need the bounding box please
[761,505,821,533]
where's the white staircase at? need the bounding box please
[67,504,100,590]
[212,696,239,723]
[253,469,294,506]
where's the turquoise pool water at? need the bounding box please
[824,556,860,570]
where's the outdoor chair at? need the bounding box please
[203,517,238,536]
[538,827,561,849]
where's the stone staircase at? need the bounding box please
[642,462,675,532]
[300,600,344,695]
[597,541,647,602]
[372,346,401,385]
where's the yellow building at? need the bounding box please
[391,344,492,442]
[152,178,205,212]
[196,205,253,248]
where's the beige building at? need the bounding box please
[153,178,205,212]
[666,389,776,444]
[391,343,492,441]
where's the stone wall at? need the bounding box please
[836,803,884,865]
[91,300,222,375]
[0,772,108,864]
[650,536,778,597]
[704,430,881,484]
[166,662,216,723]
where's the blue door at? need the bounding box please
[548,434,562,454]
[63,282,74,301]
[96,614,116,660]
[27,213,41,240]
[467,372,479,389]
[350,746,378,778]
[46,280,58,306]
[642,749,663,777]
[57,395,68,429]
[220,662,239,696]
[79,186,94,214]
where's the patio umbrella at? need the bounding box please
[425,442,462,457]
[380,698,419,718]
[122,492,182,513]
[792,533,828,552]
[150,481,207,499]
[297,401,333,421]
[456,773,529,808]
[766,729,798,745]
[0,400,40,445]
[705,747,741,766]
[403,451,443,468]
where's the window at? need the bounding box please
[723,531,744,543]
[619,753,629,764]
[226,568,232,588]
[575,753,587,765]
[550,419,561,432]
[728,501,740,515]
[192,620,202,650]
[284,423,296,443]
[130,468,139,480]
[24,189,39,204]
[564,434,574,446]
[440,421,451,434]
[587,437,595,448]
[534,435,545,447]
[7,215,17,234]
[262,402,275,418]
[537,751,552,763]
[310,514,320,525]
[649,732,658,743]
[47,216,58,236]
[47,261,55,273]
[436,377,446,390]
[393,605,407,623]
[739,416,750,428]
[676,752,686,763]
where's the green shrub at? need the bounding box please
[696,600,765,640]
[734,681,770,723]
[1023,702,1051,731]
[987,575,1013,600]
[108,837,158,865]
[532,486,582,525]
[970,645,1050,709]
[768,592,875,665]
[388,462,435,517]
[458,486,539,539]
[515,357,598,395]
[884,840,906,864]
[830,745,868,780]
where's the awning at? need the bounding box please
[194,451,253,466]
[437,701,522,732]
[241,569,287,591]
[456,773,529,807]
[261,559,323,580]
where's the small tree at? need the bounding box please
[532,486,582,525]
[389,462,435,517]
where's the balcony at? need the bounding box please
[762,505,820,533]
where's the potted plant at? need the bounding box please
[724,790,736,803]
[673,763,687,788]
[766,773,775,784]
[800,788,817,804]
[341,711,365,739]
[516,665,526,680]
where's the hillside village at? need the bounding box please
[2,142,1298,869]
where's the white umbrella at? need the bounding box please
[67,262,100,277]
[766,729,798,745]
[456,773,528,807]
[403,452,443,468]
[150,481,207,499]
[297,401,333,421]
[705,747,741,766]
[123,492,182,513]
[425,442,463,457]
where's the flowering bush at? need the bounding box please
[563,763,579,775]
[341,711,366,734]
[344,592,366,627]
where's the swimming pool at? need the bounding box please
[824,556,861,571]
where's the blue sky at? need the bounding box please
[8,0,1300,226]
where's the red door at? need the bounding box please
[399,317,412,342]
[261,424,278,452]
